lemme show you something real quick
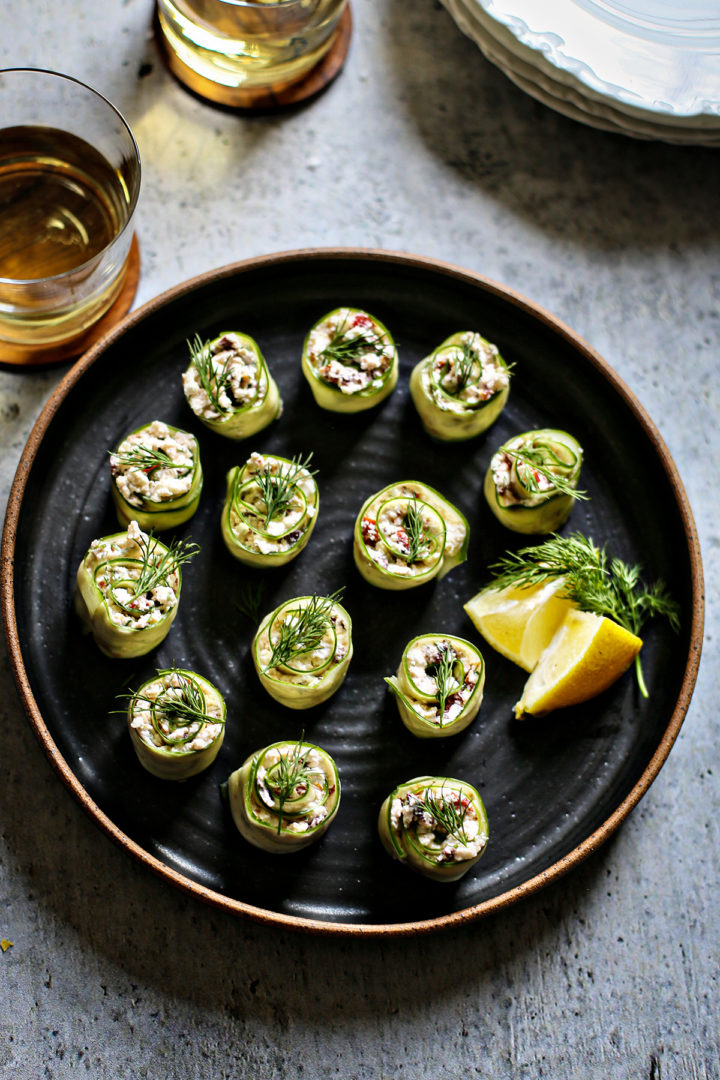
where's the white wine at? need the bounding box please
[157,0,346,97]
[0,126,130,280]
[0,126,133,344]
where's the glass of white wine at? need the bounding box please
[0,69,141,356]
[156,0,348,106]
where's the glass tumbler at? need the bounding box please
[0,69,141,350]
[156,0,348,102]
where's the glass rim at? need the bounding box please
[0,67,142,287]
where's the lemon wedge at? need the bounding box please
[464,577,575,672]
[513,609,643,718]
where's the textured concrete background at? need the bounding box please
[1,1,718,1077]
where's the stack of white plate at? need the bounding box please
[441,0,720,145]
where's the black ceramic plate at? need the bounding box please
[2,250,703,935]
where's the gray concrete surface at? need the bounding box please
[1,1,718,1077]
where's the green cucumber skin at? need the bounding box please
[74,536,180,658]
[252,597,353,709]
[185,332,282,440]
[110,422,203,533]
[409,333,510,441]
[484,429,583,535]
[301,308,399,414]
[127,671,226,780]
[377,777,489,882]
[221,460,319,568]
[227,742,341,853]
[353,480,468,590]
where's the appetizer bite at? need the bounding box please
[221,451,318,567]
[465,532,679,717]
[182,331,281,439]
[126,666,226,780]
[252,591,353,709]
[301,307,398,412]
[354,480,468,589]
[484,428,586,534]
[109,420,203,532]
[385,633,485,738]
[226,738,340,852]
[378,776,489,882]
[409,330,510,440]
[74,520,199,658]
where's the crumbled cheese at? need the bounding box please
[110,420,196,507]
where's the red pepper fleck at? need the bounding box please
[352,313,372,328]
[361,516,379,544]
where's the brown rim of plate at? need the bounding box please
[0,247,705,937]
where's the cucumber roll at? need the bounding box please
[301,307,398,412]
[484,429,586,534]
[109,420,203,532]
[409,331,510,440]
[74,520,199,658]
[354,480,468,589]
[378,776,489,882]
[126,667,226,780]
[226,739,340,852]
[385,634,485,737]
[182,331,282,439]
[221,451,319,567]
[252,592,353,709]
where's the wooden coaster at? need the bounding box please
[157,3,352,110]
[0,235,140,369]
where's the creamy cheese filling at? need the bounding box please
[130,671,223,753]
[491,441,557,508]
[427,332,508,412]
[230,452,317,554]
[183,333,266,421]
[257,605,349,685]
[88,521,179,628]
[251,746,333,832]
[403,639,480,724]
[308,309,394,395]
[111,421,196,507]
[390,788,486,864]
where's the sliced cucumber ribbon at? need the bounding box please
[127,667,226,780]
[252,593,353,709]
[302,307,398,413]
[74,521,196,658]
[182,331,282,439]
[226,740,341,852]
[386,634,485,737]
[110,420,203,532]
[378,776,489,882]
[221,452,319,567]
[485,428,585,534]
[409,331,510,441]
[354,481,468,589]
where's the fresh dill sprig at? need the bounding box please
[488,531,680,696]
[124,668,223,745]
[319,313,387,368]
[448,341,477,393]
[428,646,461,726]
[403,495,432,563]
[264,590,344,672]
[251,453,316,528]
[235,580,266,624]
[132,532,200,597]
[110,444,191,477]
[419,785,470,845]
[504,445,588,501]
[188,333,232,413]
[264,737,311,834]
